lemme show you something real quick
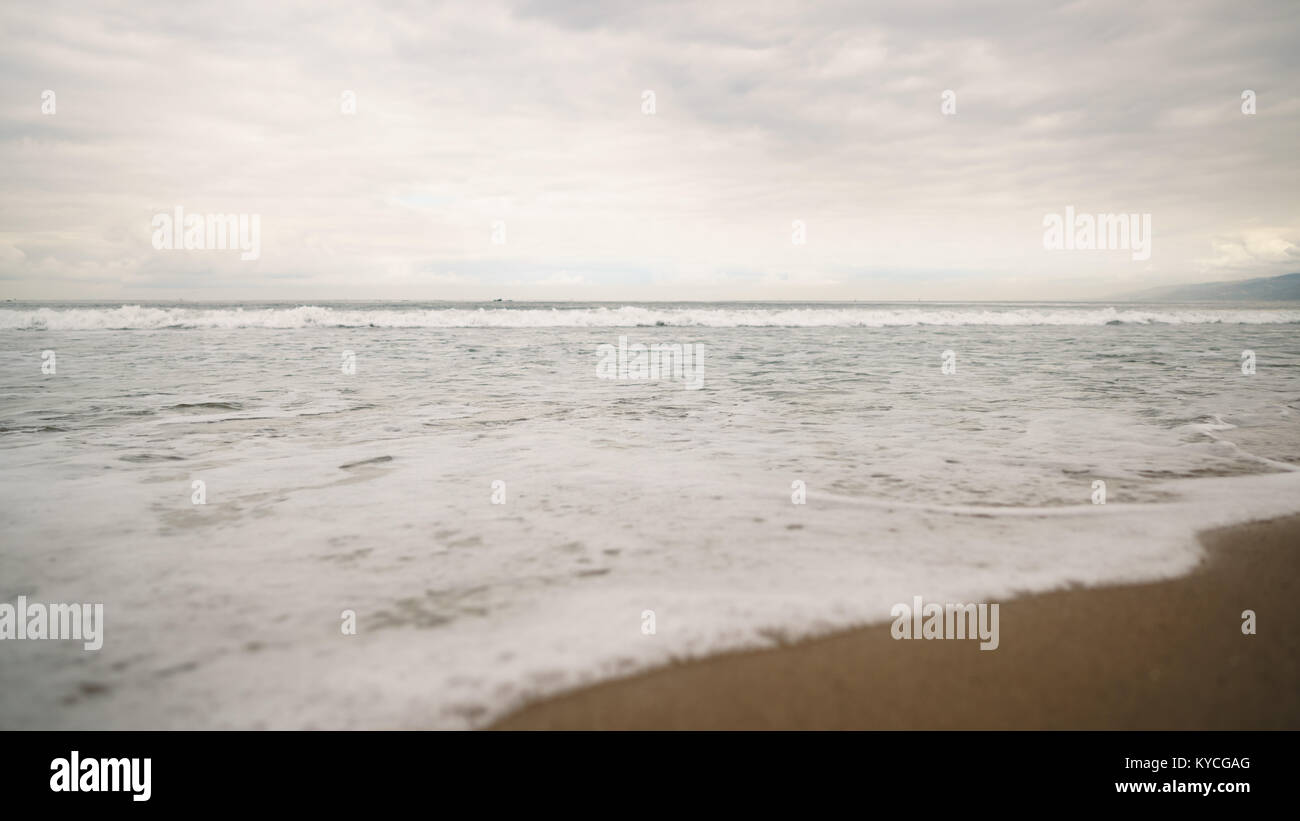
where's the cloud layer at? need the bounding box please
[1,0,1297,299]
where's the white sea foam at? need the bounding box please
[3,303,1300,330]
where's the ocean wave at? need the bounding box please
[4,304,1300,330]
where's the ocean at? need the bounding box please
[1,301,1298,728]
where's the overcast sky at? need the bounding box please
[1,0,1297,300]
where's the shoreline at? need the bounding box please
[490,514,1300,730]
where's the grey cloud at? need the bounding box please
[0,0,1296,299]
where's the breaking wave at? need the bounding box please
[4,304,1300,330]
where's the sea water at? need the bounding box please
[1,301,1297,728]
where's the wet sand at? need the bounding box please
[491,515,1300,730]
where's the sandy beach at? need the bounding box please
[491,514,1300,730]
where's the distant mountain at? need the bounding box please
[1116,272,1300,301]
